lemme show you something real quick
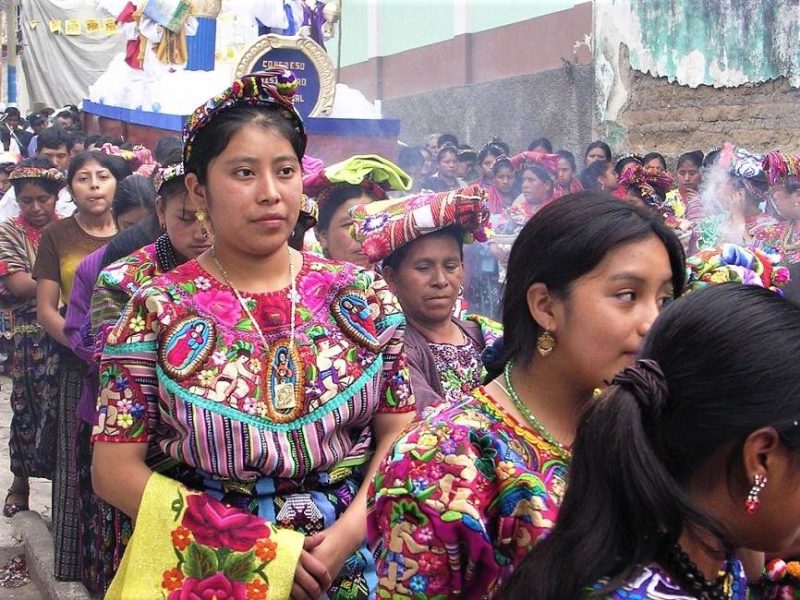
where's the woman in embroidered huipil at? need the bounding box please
[368,192,687,598]
[503,285,800,600]
[91,70,416,600]
[0,158,62,516]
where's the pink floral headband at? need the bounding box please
[154,162,184,193]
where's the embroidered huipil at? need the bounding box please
[93,253,413,480]
[368,387,569,599]
[93,253,414,598]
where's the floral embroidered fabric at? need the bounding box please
[92,253,414,482]
[428,336,483,405]
[368,387,569,599]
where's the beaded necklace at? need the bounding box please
[498,360,571,460]
[155,233,179,272]
[211,245,299,408]
[664,543,745,600]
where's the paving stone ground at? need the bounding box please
[0,374,65,599]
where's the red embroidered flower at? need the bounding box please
[168,573,246,600]
[256,296,290,327]
[171,526,192,551]
[161,567,184,592]
[254,538,277,563]
[182,494,268,552]
[246,580,269,600]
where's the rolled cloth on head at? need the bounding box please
[349,184,490,263]
[302,154,412,200]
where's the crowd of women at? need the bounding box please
[1,67,800,600]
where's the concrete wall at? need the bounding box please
[329,1,589,68]
[383,63,595,156]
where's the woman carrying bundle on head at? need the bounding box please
[91,69,416,599]
[304,154,411,268]
[350,185,502,414]
[503,282,800,600]
[368,191,686,598]
[750,151,800,265]
[695,146,767,252]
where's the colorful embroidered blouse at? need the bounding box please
[92,253,414,482]
[91,243,162,350]
[368,387,569,599]
[591,560,747,599]
[0,215,48,312]
[750,215,800,264]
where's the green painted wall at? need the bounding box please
[468,0,581,33]
[329,0,586,67]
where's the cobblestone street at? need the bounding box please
[0,375,51,599]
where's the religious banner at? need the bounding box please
[48,19,61,33]
[85,18,101,35]
[64,19,81,35]
[103,17,118,35]
[234,35,336,118]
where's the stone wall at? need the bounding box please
[609,57,800,158]
[382,63,594,156]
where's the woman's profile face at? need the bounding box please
[317,194,372,268]
[542,234,675,392]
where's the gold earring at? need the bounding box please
[196,208,210,239]
[537,330,556,357]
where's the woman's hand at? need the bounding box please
[291,533,332,600]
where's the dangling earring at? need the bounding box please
[537,330,556,357]
[196,208,209,240]
[745,474,767,514]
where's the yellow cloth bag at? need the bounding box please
[106,473,304,600]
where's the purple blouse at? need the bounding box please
[64,245,106,424]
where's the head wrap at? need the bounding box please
[303,154,412,209]
[615,162,673,199]
[9,165,66,187]
[724,145,769,203]
[686,243,790,295]
[349,184,490,263]
[182,69,305,165]
[154,162,185,193]
[614,153,643,173]
[99,143,156,176]
[762,151,800,187]
[511,151,560,177]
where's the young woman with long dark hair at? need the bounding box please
[503,284,800,599]
[369,192,686,598]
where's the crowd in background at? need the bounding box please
[0,78,798,600]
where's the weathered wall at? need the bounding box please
[594,0,800,156]
[382,64,594,156]
[603,49,800,156]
